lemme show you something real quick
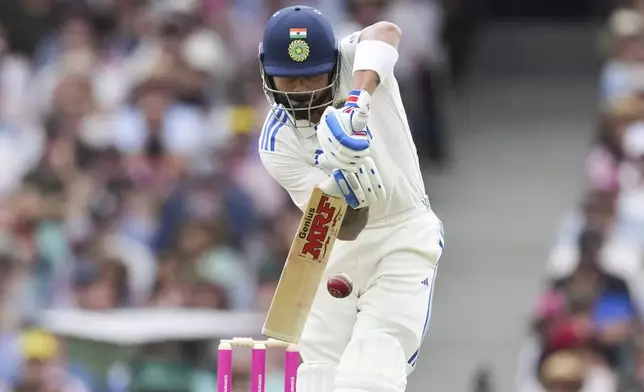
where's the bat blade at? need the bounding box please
[262,186,347,343]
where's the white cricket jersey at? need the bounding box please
[258,31,426,225]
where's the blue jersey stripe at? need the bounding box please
[261,110,281,151]
[260,109,287,151]
[261,115,279,151]
[268,111,286,151]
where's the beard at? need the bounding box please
[276,89,332,124]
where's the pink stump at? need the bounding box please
[283,344,299,392]
[217,342,233,392]
[251,344,266,392]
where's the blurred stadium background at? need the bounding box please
[0,0,642,391]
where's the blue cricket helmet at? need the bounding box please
[259,5,341,126]
[260,5,338,76]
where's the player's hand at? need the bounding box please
[320,157,386,209]
[316,105,372,172]
[338,89,371,134]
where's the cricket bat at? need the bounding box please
[262,186,348,343]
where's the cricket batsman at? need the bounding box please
[258,5,445,392]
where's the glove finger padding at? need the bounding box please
[317,150,357,172]
[356,163,378,207]
[346,105,369,133]
[317,133,362,169]
[318,107,371,159]
[332,169,368,209]
[343,89,372,134]
[362,157,386,202]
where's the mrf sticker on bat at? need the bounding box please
[298,194,341,261]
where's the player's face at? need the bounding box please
[272,73,332,123]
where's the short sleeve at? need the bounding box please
[338,30,362,71]
[338,29,397,89]
[260,150,329,211]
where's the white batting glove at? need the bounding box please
[355,157,386,206]
[320,157,386,209]
[316,100,372,172]
[338,89,371,134]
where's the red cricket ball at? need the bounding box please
[326,273,353,299]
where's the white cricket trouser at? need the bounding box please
[298,199,444,374]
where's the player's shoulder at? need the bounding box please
[341,30,361,47]
[337,26,362,58]
[335,28,362,87]
[258,108,296,154]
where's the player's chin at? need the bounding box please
[310,108,326,124]
[292,107,325,124]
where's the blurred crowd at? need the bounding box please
[517,1,644,391]
[0,0,462,391]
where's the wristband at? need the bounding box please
[352,40,399,84]
[344,90,363,109]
